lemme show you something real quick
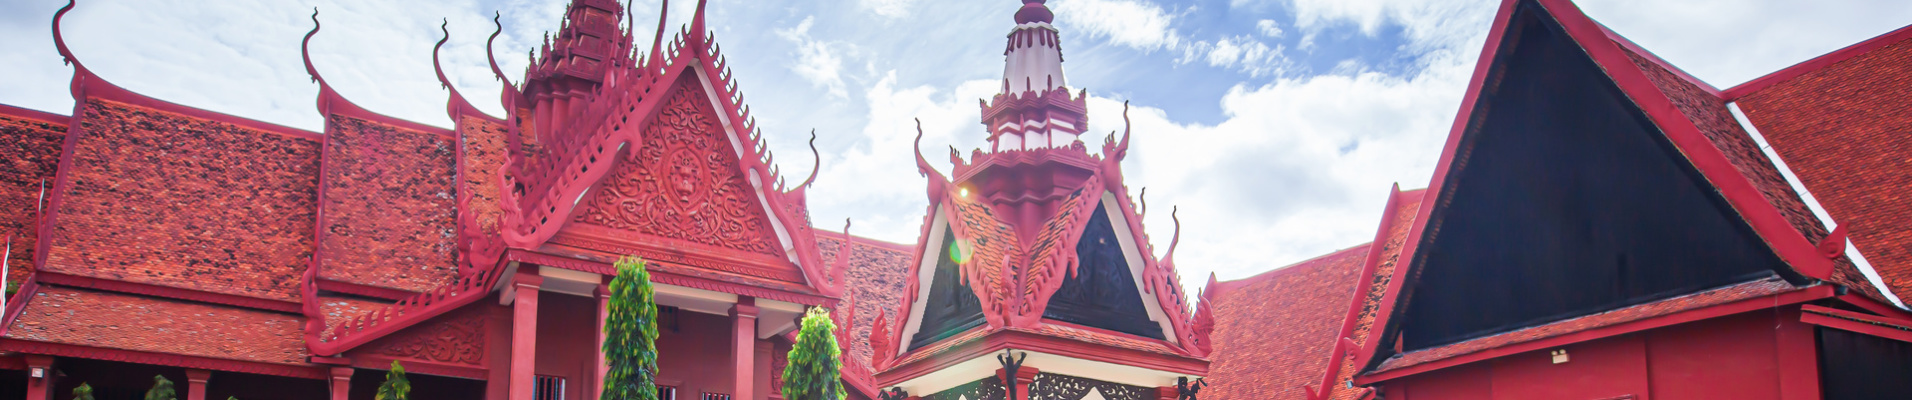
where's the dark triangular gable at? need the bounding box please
[1385,0,1798,352]
[910,226,987,350]
[1043,203,1164,339]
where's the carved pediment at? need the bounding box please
[571,77,785,258]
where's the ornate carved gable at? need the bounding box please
[1042,203,1163,339]
[352,303,492,368]
[571,75,785,258]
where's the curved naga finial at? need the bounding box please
[913,119,941,179]
[485,12,513,87]
[1138,187,1149,217]
[800,129,822,189]
[1161,206,1182,267]
[1105,100,1134,161]
[648,0,671,67]
[301,8,327,86]
[690,0,710,41]
[51,0,80,67]
[433,19,454,90]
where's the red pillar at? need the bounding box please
[1776,305,1822,400]
[185,369,211,400]
[511,268,544,400]
[731,297,759,400]
[329,367,353,400]
[594,282,611,400]
[997,366,1039,400]
[23,355,53,400]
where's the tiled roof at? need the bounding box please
[1371,277,1798,374]
[457,116,513,237]
[45,99,318,302]
[1733,31,1912,303]
[1205,244,1372,400]
[317,115,459,293]
[3,286,310,365]
[946,193,1020,308]
[1616,43,1889,302]
[1328,189,1423,400]
[1020,323,1185,357]
[0,109,66,290]
[821,233,915,367]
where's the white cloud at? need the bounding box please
[1050,0,1183,51]
[859,0,920,20]
[1256,19,1285,38]
[775,16,852,99]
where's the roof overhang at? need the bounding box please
[876,328,1206,395]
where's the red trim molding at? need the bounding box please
[349,355,488,380]
[506,249,832,306]
[1723,23,1912,100]
[1801,304,1912,343]
[1355,285,1834,385]
[0,339,326,379]
[318,279,417,302]
[35,272,302,314]
[0,103,70,125]
[875,327,1209,387]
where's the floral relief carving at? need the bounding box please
[574,83,782,256]
[373,307,486,366]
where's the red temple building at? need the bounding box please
[4,0,1911,399]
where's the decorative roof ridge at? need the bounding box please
[302,9,453,137]
[1304,184,1418,400]
[435,19,503,124]
[1723,23,1912,101]
[1593,22,1720,97]
[306,262,509,356]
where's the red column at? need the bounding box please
[23,355,53,400]
[731,297,759,400]
[329,367,353,400]
[997,367,1039,400]
[511,268,544,400]
[1776,306,1822,400]
[185,370,211,400]
[594,282,611,400]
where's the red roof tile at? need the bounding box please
[3,286,309,365]
[0,109,66,290]
[1372,277,1797,374]
[1734,32,1912,303]
[1019,323,1184,357]
[45,100,318,302]
[1205,244,1372,400]
[821,233,915,366]
[318,115,459,293]
[458,116,513,237]
[1615,44,1891,302]
[945,193,1020,310]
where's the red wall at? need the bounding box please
[656,310,743,399]
[1387,309,1814,400]
[536,293,601,400]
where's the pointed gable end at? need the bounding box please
[1365,0,1835,366]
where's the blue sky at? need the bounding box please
[2,0,1909,291]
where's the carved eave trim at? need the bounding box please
[545,225,807,284]
[875,328,1208,394]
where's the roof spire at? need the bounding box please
[1015,0,1054,24]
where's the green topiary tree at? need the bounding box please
[378,360,412,400]
[71,383,94,400]
[601,256,660,400]
[781,307,845,400]
[145,375,176,400]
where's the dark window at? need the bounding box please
[1819,327,1912,399]
[1042,202,1164,339]
[534,375,564,400]
[909,227,987,350]
[700,393,732,400]
[659,305,681,333]
[1393,1,1789,352]
[657,385,679,400]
